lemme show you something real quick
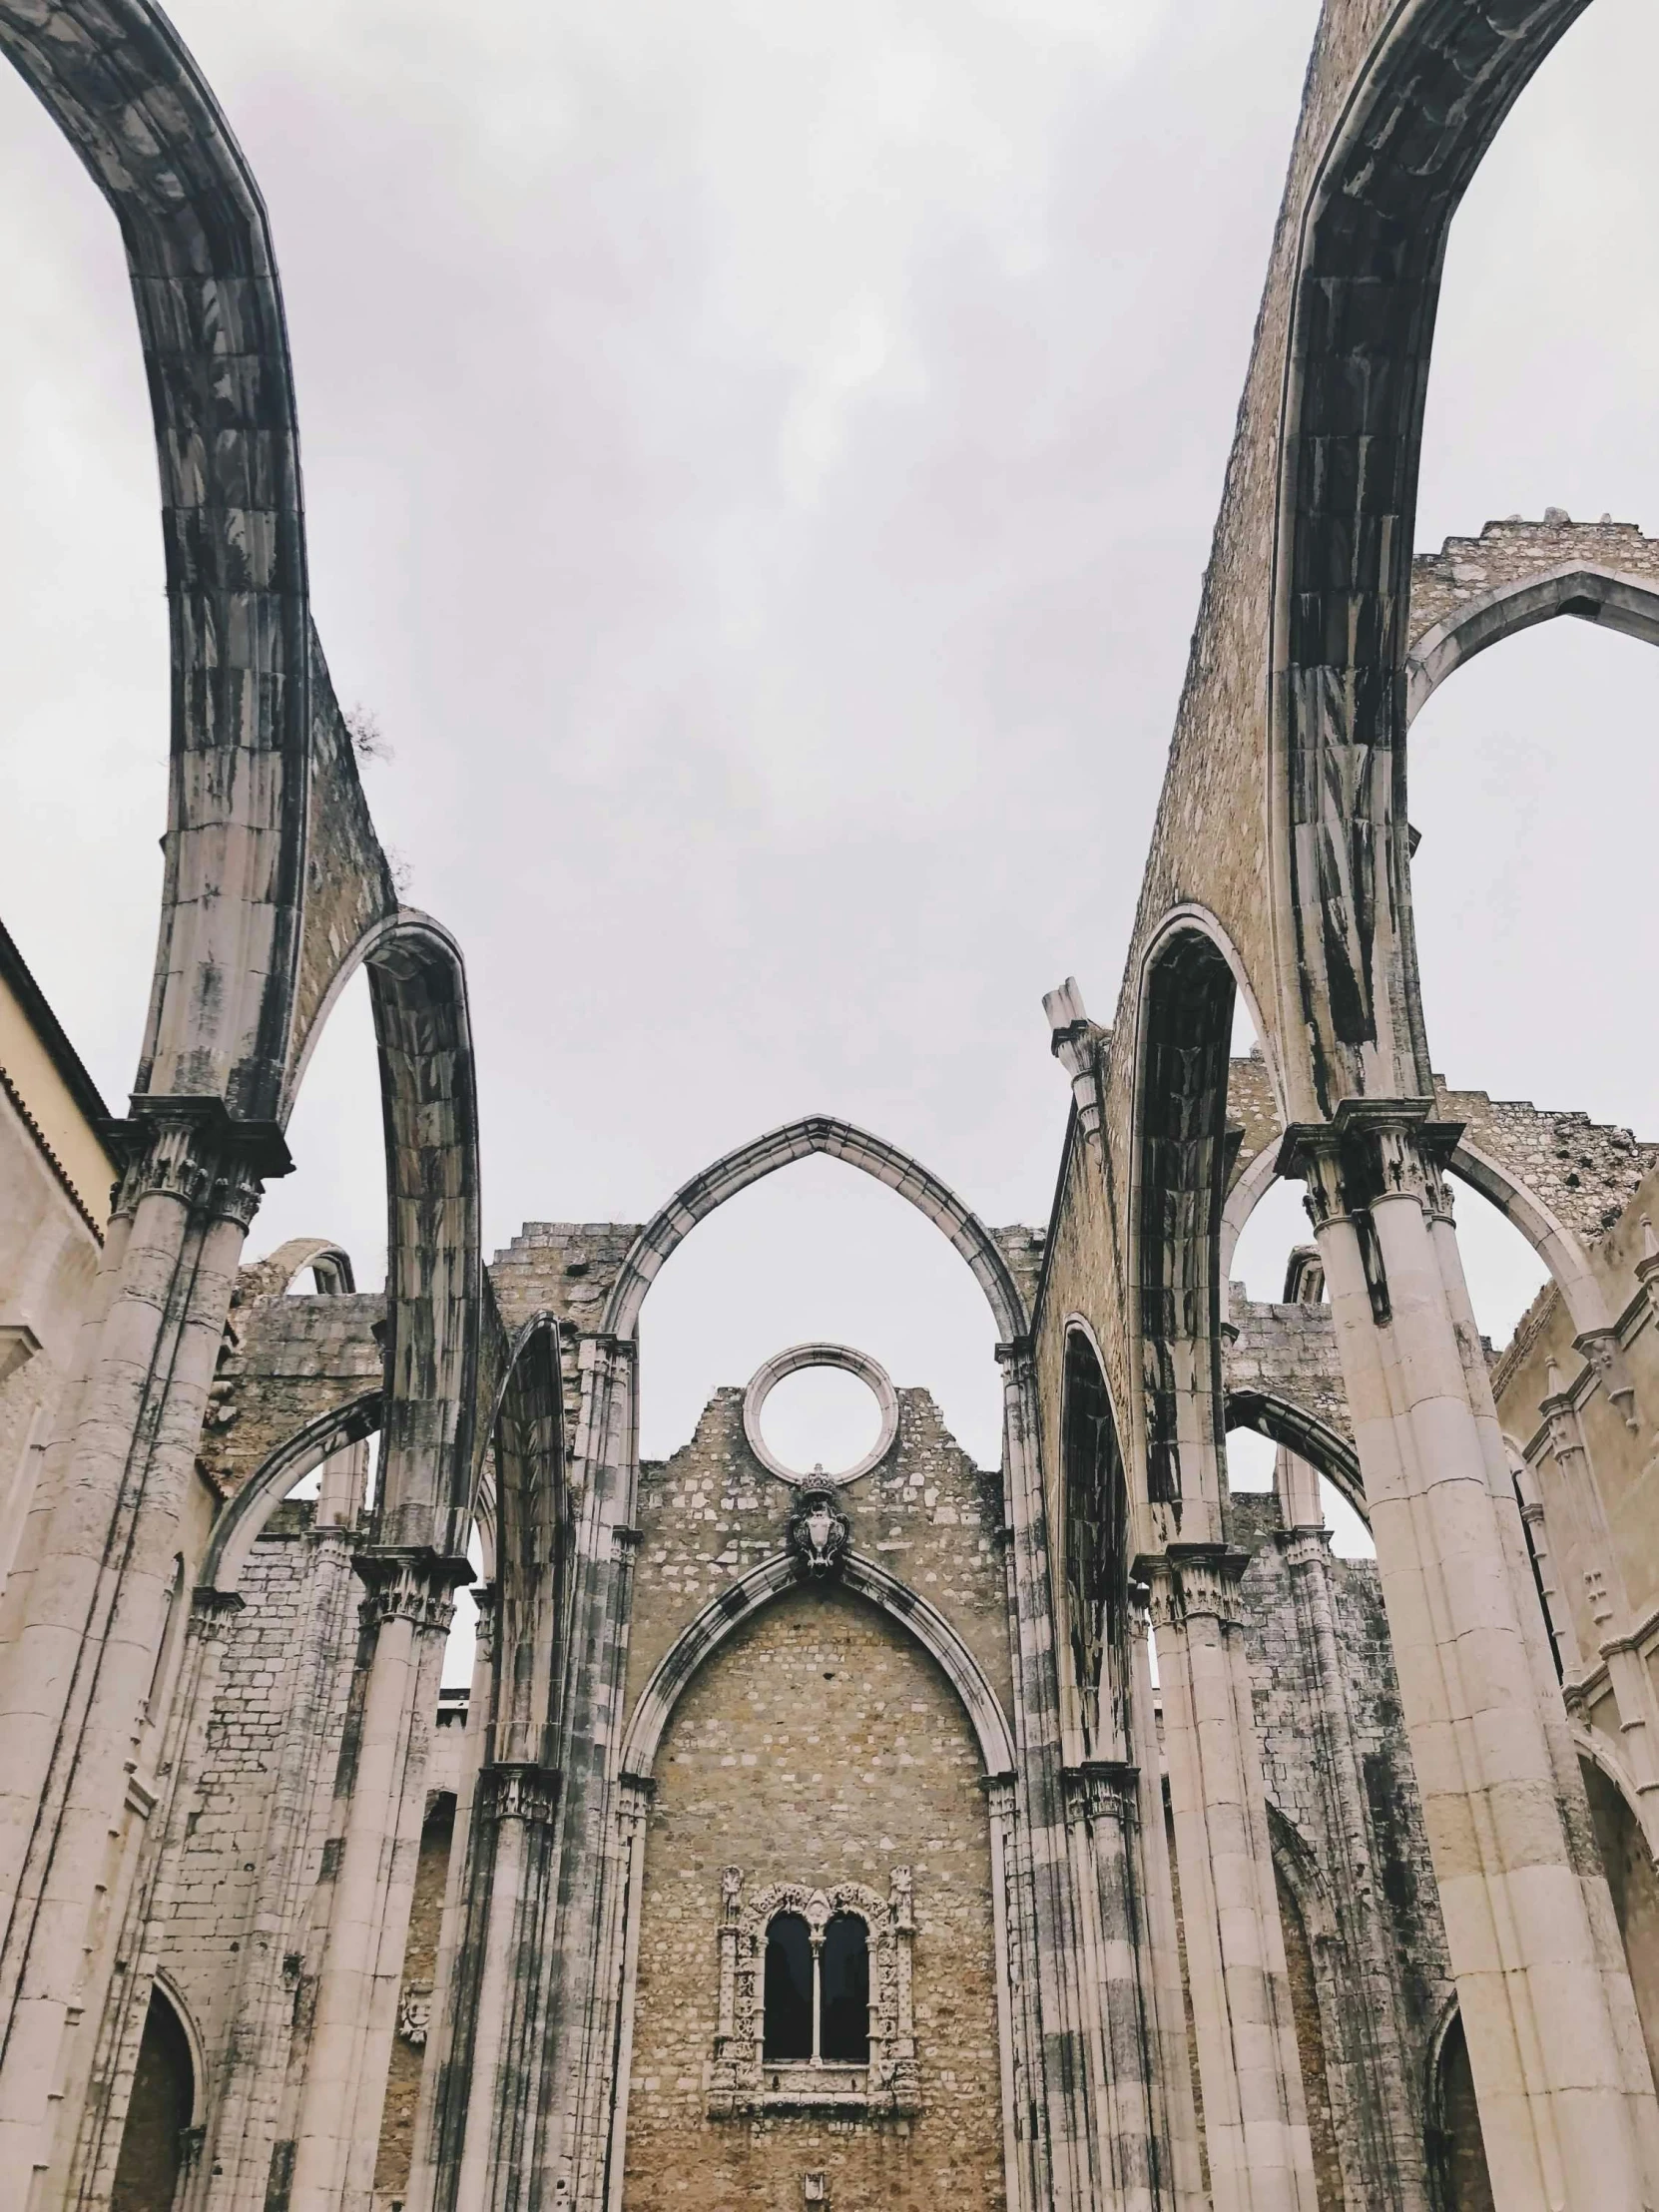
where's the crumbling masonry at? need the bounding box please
[3,3,1659,2210]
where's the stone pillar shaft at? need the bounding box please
[1146,1546,1317,2212]
[285,1549,461,2212]
[0,1115,263,2188]
[1279,1524,1425,2208]
[1297,1110,1659,2211]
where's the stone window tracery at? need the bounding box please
[709,1868,918,2116]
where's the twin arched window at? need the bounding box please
[763,1910,869,2065]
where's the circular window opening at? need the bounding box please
[760,1366,883,1481]
[742,1344,899,1487]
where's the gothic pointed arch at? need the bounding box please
[1223,1389,1367,1528]
[201,1388,381,1596]
[480,1313,572,1768]
[1059,1322,1131,1755]
[358,913,486,1555]
[0,0,312,1123]
[1406,564,1659,724]
[619,1549,1016,1785]
[1132,920,1239,1517]
[601,1116,1027,1345]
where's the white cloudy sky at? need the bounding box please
[2,0,1656,1501]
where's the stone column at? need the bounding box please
[450,1760,563,2212]
[1143,1545,1317,2212]
[599,1773,655,2212]
[1288,1104,1659,2211]
[0,1107,270,2190]
[284,1545,467,2212]
[994,1337,1099,2212]
[1125,1585,1204,2210]
[1277,1521,1426,2208]
[65,1582,245,2211]
[406,1588,495,2212]
[1065,1760,1174,2212]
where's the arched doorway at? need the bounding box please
[1428,2007,1494,2212]
[1581,1756,1659,2091]
[111,1985,196,2212]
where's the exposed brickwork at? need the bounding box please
[374,1797,454,2198]
[623,1579,1004,2212]
[1275,1868,1341,2212]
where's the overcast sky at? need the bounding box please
[2,0,1655,1497]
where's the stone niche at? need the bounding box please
[622,1579,1006,2211]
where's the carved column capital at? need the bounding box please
[1136,1543,1249,1632]
[109,1098,291,1226]
[1063,1758,1140,1829]
[470,1580,498,1664]
[481,1761,562,1828]
[1276,1525,1334,1572]
[353,1545,473,1635]
[1278,1101,1462,1222]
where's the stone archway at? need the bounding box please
[110,1984,197,2212]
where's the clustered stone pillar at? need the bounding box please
[1276,1520,1425,2208]
[1062,1579,1203,2211]
[0,1107,270,2192]
[1289,1103,1659,2212]
[1144,1544,1318,2212]
[994,1336,1100,2212]
[284,1545,468,2212]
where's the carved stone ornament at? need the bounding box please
[788,1488,850,1579]
[708,1870,919,2118]
[397,1980,433,2047]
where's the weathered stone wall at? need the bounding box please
[198,1291,385,1500]
[1223,1295,1351,1447]
[1407,515,1659,649]
[623,1578,1005,2212]
[156,1509,325,2068]
[1495,1162,1659,1659]
[0,1076,105,1587]
[624,1384,1012,1729]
